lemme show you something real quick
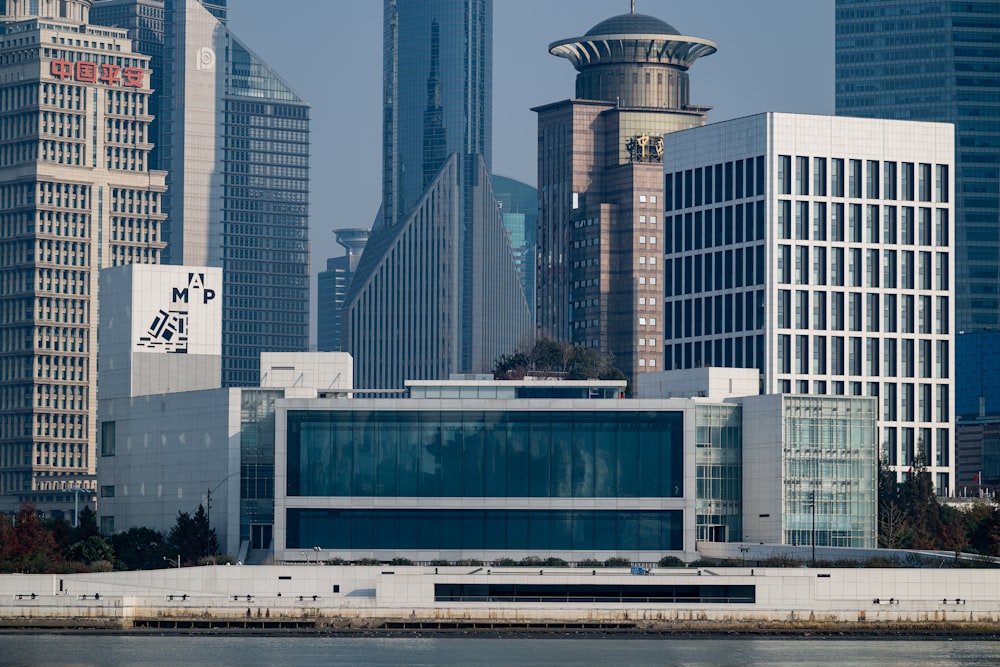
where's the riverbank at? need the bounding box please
[3,565,999,633]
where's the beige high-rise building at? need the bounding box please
[0,0,166,517]
[534,10,715,383]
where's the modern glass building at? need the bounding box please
[695,405,743,543]
[95,0,311,387]
[160,0,310,387]
[742,395,878,549]
[284,409,685,554]
[493,176,537,316]
[835,0,1000,332]
[317,229,369,352]
[344,0,530,390]
[271,377,879,562]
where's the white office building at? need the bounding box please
[661,113,955,492]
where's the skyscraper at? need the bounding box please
[835,0,1000,332]
[161,0,310,387]
[534,10,716,382]
[344,0,531,390]
[661,112,955,491]
[493,175,537,316]
[317,228,369,352]
[0,0,166,514]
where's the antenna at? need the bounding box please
[631,0,636,15]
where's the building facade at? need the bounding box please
[344,0,530,390]
[272,375,877,563]
[661,112,956,491]
[96,265,352,553]
[534,11,716,383]
[493,175,537,316]
[317,228,368,353]
[93,0,311,387]
[954,331,1000,491]
[0,0,167,514]
[835,0,1000,333]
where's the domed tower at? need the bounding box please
[534,8,717,385]
[549,11,716,111]
[0,0,92,23]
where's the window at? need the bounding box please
[883,161,897,200]
[831,158,844,197]
[778,155,791,195]
[100,485,115,498]
[100,421,115,456]
[796,156,809,195]
[935,164,949,203]
[813,157,827,196]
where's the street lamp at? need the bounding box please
[163,555,181,569]
[313,546,321,564]
[68,485,84,528]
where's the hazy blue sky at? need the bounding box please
[226,0,833,329]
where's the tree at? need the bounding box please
[493,338,631,393]
[74,506,99,542]
[167,504,219,565]
[0,503,63,573]
[66,535,114,565]
[111,527,169,571]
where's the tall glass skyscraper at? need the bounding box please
[381,0,491,229]
[835,0,1000,332]
[344,0,530,390]
[93,0,308,387]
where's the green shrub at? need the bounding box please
[390,557,413,566]
[354,557,381,566]
[603,557,631,568]
[578,558,603,568]
[657,556,685,568]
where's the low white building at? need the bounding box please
[97,264,352,556]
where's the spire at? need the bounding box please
[631,0,635,15]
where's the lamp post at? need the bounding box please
[68,485,84,528]
[163,555,181,569]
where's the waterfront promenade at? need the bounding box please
[2,565,999,632]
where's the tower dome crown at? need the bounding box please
[547,9,716,110]
[584,13,680,38]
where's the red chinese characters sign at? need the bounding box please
[49,59,145,88]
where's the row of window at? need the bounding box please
[777,291,950,336]
[776,334,951,383]
[777,201,949,246]
[287,411,684,500]
[286,509,684,552]
[666,157,766,211]
[778,246,949,292]
[777,156,949,203]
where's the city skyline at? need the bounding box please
[343,0,531,389]
[225,1,834,340]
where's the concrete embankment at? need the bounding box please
[2,565,999,633]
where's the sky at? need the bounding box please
[226,0,834,340]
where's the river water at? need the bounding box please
[3,635,998,667]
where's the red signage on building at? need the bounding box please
[49,59,145,88]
